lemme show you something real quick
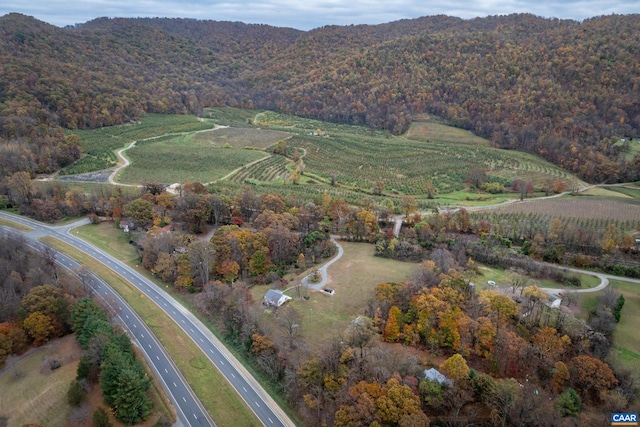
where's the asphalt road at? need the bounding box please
[0,212,293,427]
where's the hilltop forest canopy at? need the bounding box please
[1,13,639,182]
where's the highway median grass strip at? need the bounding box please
[40,236,262,427]
[0,217,34,232]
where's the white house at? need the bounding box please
[263,289,291,308]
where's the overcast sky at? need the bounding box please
[1,0,637,30]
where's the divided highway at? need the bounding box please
[0,212,293,427]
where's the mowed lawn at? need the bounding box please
[610,279,640,370]
[282,241,418,350]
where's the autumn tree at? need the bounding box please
[123,198,153,228]
[440,353,470,383]
[531,327,571,363]
[383,306,402,342]
[570,355,617,403]
[22,311,54,345]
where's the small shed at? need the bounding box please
[263,289,291,308]
[423,368,452,386]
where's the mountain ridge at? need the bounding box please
[0,12,638,182]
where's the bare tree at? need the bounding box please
[277,304,302,350]
[188,240,215,286]
[508,268,529,296]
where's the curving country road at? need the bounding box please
[0,212,293,427]
[301,236,343,291]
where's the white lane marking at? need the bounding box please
[133,324,137,328]
[193,414,197,420]
[242,387,247,392]
[255,402,260,407]
[140,333,144,338]
[219,360,224,365]
[156,356,160,361]
[125,314,129,319]
[190,328,195,333]
[199,338,203,343]
[269,418,274,424]
[183,397,187,402]
[173,382,177,387]
[231,373,235,378]
[148,344,151,349]
[165,369,168,373]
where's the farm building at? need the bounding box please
[423,368,453,386]
[263,289,292,308]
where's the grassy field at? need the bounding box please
[0,335,173,427]
[62,114,217,175]
[118,133,269,184]
[0,336,79,426]
[406,117,491,146]
[191,127,292,150]
[572,279,640,372]
[609,279,640,370]
[41,236,262,427]
[251,241,419,352]
[475,265,601,290]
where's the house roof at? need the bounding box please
[424,368,452,385]
[264,289,291,307]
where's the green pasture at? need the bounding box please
[606,185,640,199]
[573,279,640,371]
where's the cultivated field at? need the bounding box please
[480,196,640,223]
[191,127,292,150]
[253,110,577,197]
[406,117,491,145]
[61,109,583,206]
[118,133,269,184]
[62,114,217,175]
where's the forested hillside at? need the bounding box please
[1,12,639,182]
